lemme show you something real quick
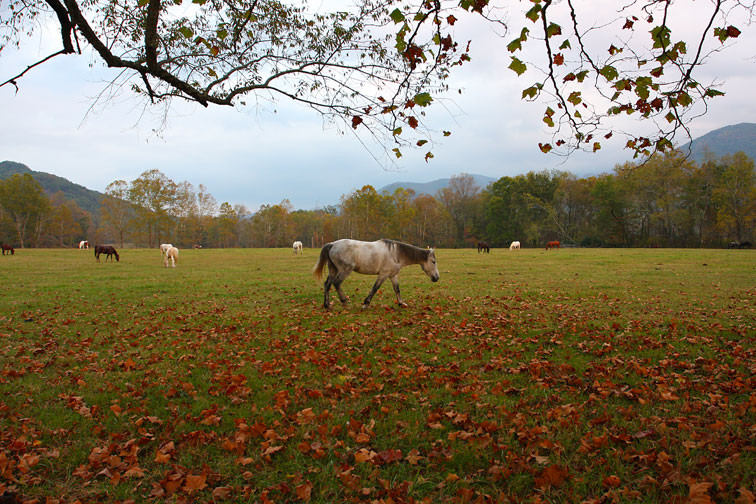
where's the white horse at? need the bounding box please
[164,246,179,267]
[160,243,173,257]
[293,241,303,254]
[509,241,521,251]
[313,239,439,309]
[78,240,89,249]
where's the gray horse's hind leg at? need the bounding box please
[323,275,333,309]
[332,273,349,305]
[390,276,408,307]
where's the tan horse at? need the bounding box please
[164,246,179,267]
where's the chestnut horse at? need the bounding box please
[546,241,560,250]
[1,244,14,255]
[95,245,120,262]
[477,241,490,253]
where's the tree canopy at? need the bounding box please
[1,0,752,158]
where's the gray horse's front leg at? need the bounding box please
[390,276,408,307]
[363,275,388,308]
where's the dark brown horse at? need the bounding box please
[477,241,490,253]
[546,240,560,250]
[95,245,119,262]
[1,244,14,255]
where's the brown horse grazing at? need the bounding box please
[477,241,490,253]
[1,244,14,255]
[546,240,561,250]
[94,245,120,262]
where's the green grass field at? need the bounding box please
[0,247,754,503]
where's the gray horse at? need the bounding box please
[313,239,439,309]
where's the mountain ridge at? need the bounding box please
[680,122,756,164]
[378,174,497,196]
[0,160,104,215]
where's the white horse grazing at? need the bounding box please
[313,239,439,309]
[293,241,303,254]
[509,241,521,251]
[78,240,89,249]
[164,246,179,268]
[160,243,173,257]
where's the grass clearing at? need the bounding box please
[0,247,754,502]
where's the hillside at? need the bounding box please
[680,122,756,164]
[379,173,497,196]
[0,160,103,214]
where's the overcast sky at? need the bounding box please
[2,1,755,211]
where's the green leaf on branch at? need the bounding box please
[392,148,402,158]
[599,65,619,81]
[665,111,675,123]
[178,26,194,39]
[509,57,527,76]
[522,85,539,100]
[526,4,541,22]
[392,127,403,136]
[567,91,582,106]
[546,23,562,38]
[390,9,405,23]
[650,25,671,49]
[539,143,552,153]
[414,93,433,106]
[677,91,692,107]
[714,25,741,43]
[559,39,571,50]
[704,88,725,98]
[543,107,555,127]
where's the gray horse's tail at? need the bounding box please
[313,243,332,280]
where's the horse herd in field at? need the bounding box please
[1,237,752,310]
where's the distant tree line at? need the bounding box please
[1,151,754,249]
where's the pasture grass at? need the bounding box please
[0,246,755,503]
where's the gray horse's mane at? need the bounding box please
[381,239,430,263]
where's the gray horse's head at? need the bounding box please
[421,249,439,282]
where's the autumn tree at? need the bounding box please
[713,152,756,242]
[172,180,199,245]
[386,187,417,243]
[0,173,50,248]
[340,185,390,240]
[4,0,751,159]
[44,192,84,247]
[128,169,177,247]
[411,193,454,247]
[436,173,482,246]
[100,180,132,248]
[0,0,478,161]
